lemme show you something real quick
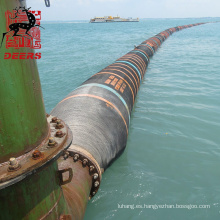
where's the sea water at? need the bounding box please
[38,18,220,220]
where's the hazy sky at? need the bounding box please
[28,0,220,21]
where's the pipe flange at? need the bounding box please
[0,115,72,190]
[67,145,102,199]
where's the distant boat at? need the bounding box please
[90,16,139,23]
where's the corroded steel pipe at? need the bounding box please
[0,161,70,219]
[58,156,93,220]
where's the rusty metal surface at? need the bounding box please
[0,115,72,190]
[39,190,63,220]
[0,161,70,220]
[58,156,93,220]
[58,167,73,185]
[59,215,72,220]
[67,145,102,199]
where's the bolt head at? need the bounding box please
[59,215,72,220]
[94,181,99,187]
[49,137,54,143]
[9,157,17,166]
[82,159,88,166]
[93,173,98,180]
[89,165,94,172]
[32,150,44,160]
[55,120,64,129]
[8,157,21,172]
[73,154,79,162]
[63,152,69,160]
[56,130,65,138]
[48,137,56,146]
[51,117,58,123]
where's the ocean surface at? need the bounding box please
[38,18,220,220]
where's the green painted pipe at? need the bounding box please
[0,0,48,163]
[0,161,70,220]
[0,1,71,219]
[0,1,93,219]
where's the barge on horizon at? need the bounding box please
[90,16,139,23]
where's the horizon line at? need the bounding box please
[41,17,220,22]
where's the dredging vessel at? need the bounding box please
[90,16,139,23]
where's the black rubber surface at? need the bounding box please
[51,22,205,169]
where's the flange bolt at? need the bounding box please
[94,181,99,187]
[63,151,69,160]
[51,117,58,123]
[93,173,98,180]
[32,150,44,160]
[56,120,64,129]
[73,154,79,162]
[89,165,95,172]
[48,137,56,146]
[8,157,21,171]
[56,130,65,138]
[82,159,88,167]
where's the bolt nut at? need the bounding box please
[56,120,64,129]
[8,158,21,171]
[48,137,56,146]
[9,157,17,166]
[94,181,99,187]
[56,130,65,138]
[32,150,44,160]
[82,159,88,167]
[63,151,69,160]
[73,154,79,162]
[93,173,98,180]
[89,165,95,172]
[51,117,58,123]
[59,215,72,220]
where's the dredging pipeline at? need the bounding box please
[51,23,208,218]
[52,22,206,177]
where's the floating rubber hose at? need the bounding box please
[51,22,206,170]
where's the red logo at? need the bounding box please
[1,6,43,59]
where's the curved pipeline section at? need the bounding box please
[51,22,206,171]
